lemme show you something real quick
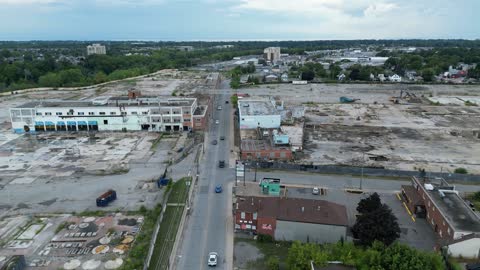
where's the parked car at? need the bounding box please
[217,105,222,110]
[312,187,320,195]
[215,120,219,124]
[212,140,218,145]
[218,160,225,168]
[220,136,225,140]
[208,252,218,266]
[215,185,223,193]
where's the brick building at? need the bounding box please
[234,196,348,243]
[402,177,480,241]
[240,140,293,161]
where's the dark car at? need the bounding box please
[212,140,217,145]
[219,160,225,168]
[215,185,223,193]
[220,136,225,140]
[225,100,229,104]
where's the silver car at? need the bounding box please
[208,252,218,266]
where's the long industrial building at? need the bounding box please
[9,92,208,133]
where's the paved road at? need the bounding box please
[175,79,234,269]
[251,171,480,193]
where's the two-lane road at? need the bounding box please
[175,79,234,269]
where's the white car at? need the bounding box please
[215,120,219,124]
[217,105,222,110]
[312,187,320,195]
[208,252,218,266]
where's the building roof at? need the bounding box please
[413,177,480,233]
[401,185,423,206]
[16,96,196,109]
[238,100,278,116]
[236,196,348,227]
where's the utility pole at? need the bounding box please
[243,161,246,186]
[254,161,257,182]
[360,151,365,190]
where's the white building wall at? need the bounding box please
[10,102,195,133]
[239,115,281,129]
[274,220,347,243]
[448,238,480,259]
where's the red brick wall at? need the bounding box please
[241,149,293,161]
[414,184,454,240]
[234,211,257,231]
[257,217,276,237]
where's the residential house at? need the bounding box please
[337,74,346,81]
[389,74,402,82]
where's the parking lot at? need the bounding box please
[285,186,437,250]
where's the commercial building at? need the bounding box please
[10,92,208,133]
[401,177,480,241]
[234,196,348,243]
[263,47,281,63]
[86,44,106,55]
[238,100,281,129]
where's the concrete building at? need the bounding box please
[10,92,208,133]
[234,196,348,243]
[238,100,281,129]
[263,47,281,63]
[86,44,106,55]
[401,177,480,241]
[446,234,480,259]
[389,74,402,82]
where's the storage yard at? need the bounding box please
[237,83,480,174]
[0,214,142,269]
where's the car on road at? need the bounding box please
[217,105,222,110]
[312,187,320,195]
[215,120,219,124]
[208,252,218,266]
[225,100,229,104]
[218,160,225,168]
[215,185,223,193]
[220,136,225,140]
[212,140,217,145]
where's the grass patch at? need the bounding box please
[148,178,191,270]
[150,134,164,151]
[235,238,291,270]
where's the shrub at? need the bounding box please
[266,256,280,270]
[257,234,274,243]
[454,167,468,174]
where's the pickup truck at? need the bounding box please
[96,190,117,207]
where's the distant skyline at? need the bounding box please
[0,0,479,41]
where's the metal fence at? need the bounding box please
[253,161,480,183]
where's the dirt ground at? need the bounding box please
[239,83,480,174]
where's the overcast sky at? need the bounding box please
[0,0,478,41]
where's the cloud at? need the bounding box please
[0,0,61,4]
[363,2,398,17]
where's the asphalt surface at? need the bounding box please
[175,79,234,269]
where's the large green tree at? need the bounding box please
[352,203,401,246]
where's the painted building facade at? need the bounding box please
[10,96,208,133]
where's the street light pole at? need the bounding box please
[254,161,257,182]
[360,151,365,190]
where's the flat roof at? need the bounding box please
[15,97,196,109]
[238,100,277,116]
[414,177,480,233]
[236,196,348,226]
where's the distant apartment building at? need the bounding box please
[87,44,106,55]
[9,91,208,133]
[263,47,281,63]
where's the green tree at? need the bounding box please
[230,75,240,89]
[357,193,382,214]
[301,70,315,81]
[287,241,328,270]
[94,71,108,84]
[352,204,400,246]
[266,256,280,270]
[421,68,436,82]
[38,72,61,87]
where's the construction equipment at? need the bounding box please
[340,96,360,103]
